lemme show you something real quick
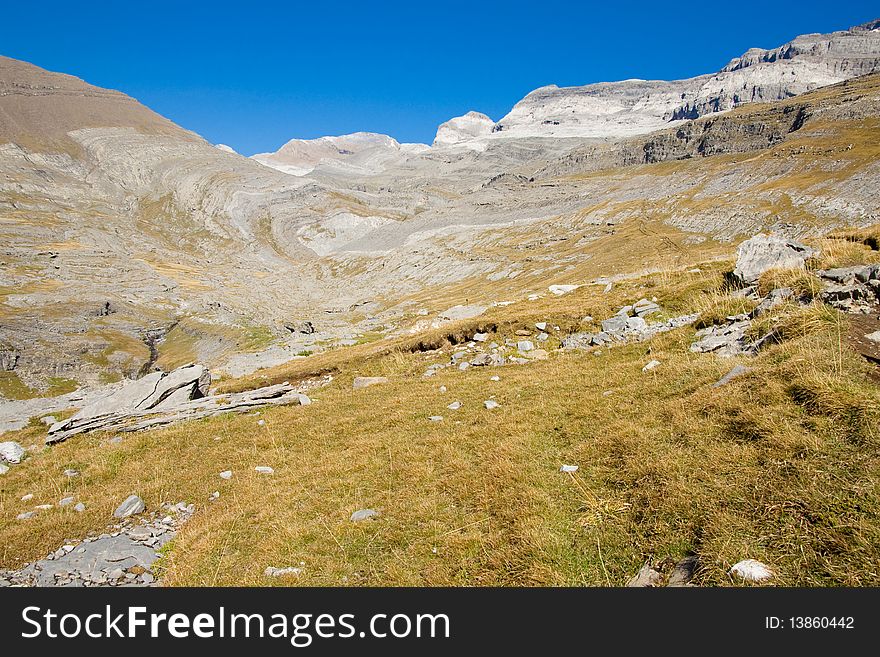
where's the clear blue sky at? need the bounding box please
[2,1,878,155]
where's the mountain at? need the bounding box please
[443,18,880,146]
[252,132,429,177]
[432,111,495,148]
[0,19,879,396]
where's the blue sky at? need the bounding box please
[2,1,878,155]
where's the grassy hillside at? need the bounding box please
[2,234,879,586]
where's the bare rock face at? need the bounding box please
[732,234,818,285]
[252,132,429,177]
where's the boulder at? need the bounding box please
[439,305,487,321]
[667,555,699,587]
[113,495,145,519]
[352,376,389,389]
[627,563,663,587]
[470,353,504,367]
[633,299,661,317]
[732,234,818,285]
[549,284,580,295]
[0,441,26,464]
[729,559,773,582]
[350,509,379,522]
[601,315,629,334]
[712,365,752,387]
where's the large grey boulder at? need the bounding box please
[47,381,308,444]
[50,364,210,433]
[0,441,26,464]
[732,234,818,284]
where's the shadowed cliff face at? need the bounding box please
[1,20,879,394]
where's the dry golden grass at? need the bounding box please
[2,263,879,586]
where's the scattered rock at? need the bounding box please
[59,497,75,507]
[633,299,661,317]
[517,340,534,352]
[63,469,80,478]
[729,559,774,582]
[219,470,233,479]
[489,375,500,381]
[691,320,752,357]
[751,287,793,317]
[0,441,25,464]
[865,330,880,343]
[255,466,274,475]
[732,234,818,285]
[16,512,35,521]
[21,493,33,502]
[257,419,265,426]
[264,566,303,577]
[350,509,379,522]
[667,555,699,587]
[353,376,389,389]
[447,401,462,410]
[627,563,663,587]
[428,416,443,422]
[535,322,547,331]
[642,360,661,372]
[712,365,752,387]
[470,353,505,367]
[484,400,500,410]
[559,464,578,473]
[472,332,489,342]
[549,284,580,295]
[113,495,146,519]
[73,503,85,513]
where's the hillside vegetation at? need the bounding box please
[2,234,879,586]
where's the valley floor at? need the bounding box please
[1,234,880,586]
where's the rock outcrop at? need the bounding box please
[46,364,310,443]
